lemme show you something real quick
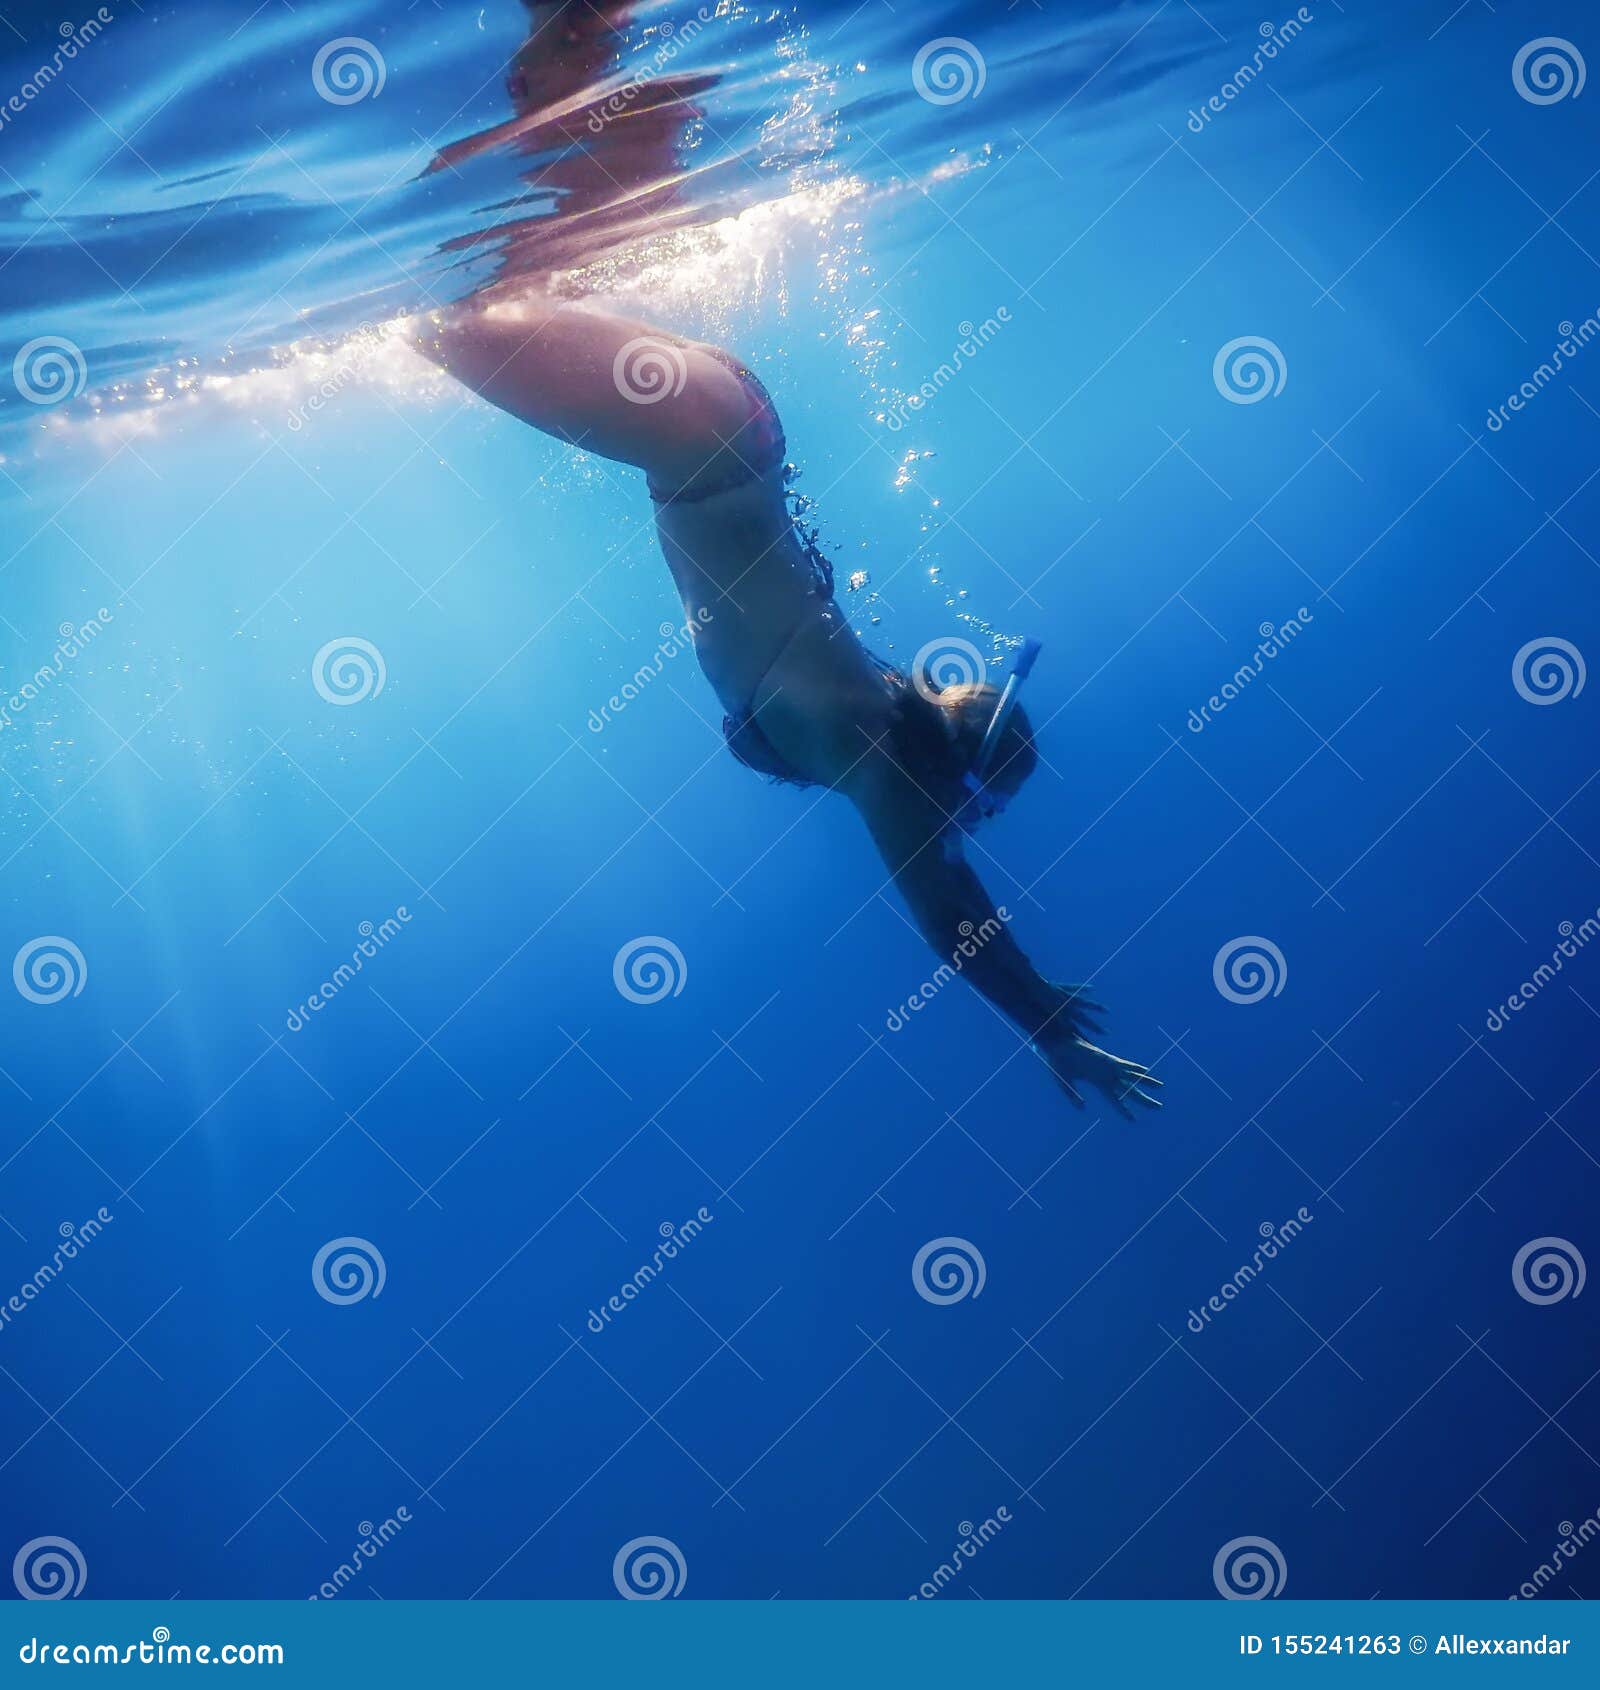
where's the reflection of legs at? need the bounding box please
[433,1,717,284]
[419,5,755,482]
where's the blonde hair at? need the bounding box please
[929,681,1039,808]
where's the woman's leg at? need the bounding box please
[411,293,760,489]
[416,3,752,483]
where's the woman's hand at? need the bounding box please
[1035,1029,1163,1120]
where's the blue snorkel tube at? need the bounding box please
[958,637,1042,828]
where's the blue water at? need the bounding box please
[2,0,1598,1603]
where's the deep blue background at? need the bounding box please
[1,0,1598,1601]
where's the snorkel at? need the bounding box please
[957,637,1042,828]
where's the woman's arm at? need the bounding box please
[844,752,1162,1118]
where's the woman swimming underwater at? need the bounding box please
[414,0,1162,1118]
